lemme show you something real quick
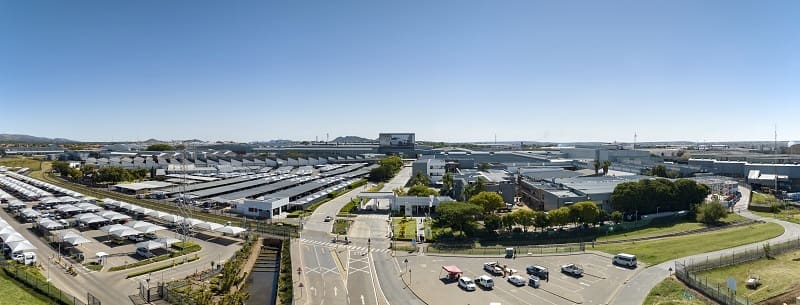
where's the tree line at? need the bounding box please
[367,156,403,182]
[52,161,149,184]
[610,178,710,215]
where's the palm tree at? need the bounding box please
[602,161,611,175]
[593,160,601,175]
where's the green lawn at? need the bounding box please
[0,157,42,172]
[751,192,776,205]
[595,222,784,265]
[753,208,800,225]
[0,272,50,305]
[644,277,706,305]
[392,218,417,240]
[696,248,800,303]
[599,213,748,242]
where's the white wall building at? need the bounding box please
[412,158,446,184]
[230,196,289,219]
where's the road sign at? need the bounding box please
[727,277,737,291]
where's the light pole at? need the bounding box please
[404,258,410,287]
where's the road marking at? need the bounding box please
[334,286,338,297]
[360,294,365,305]
[580,282,591,287]
[311,286,317,296]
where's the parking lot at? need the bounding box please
[397,253,639,305]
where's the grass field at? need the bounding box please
[598,213,749,242]
[392,217,417,240]
[696,248,800,303]
[595,222,784,265]
[753,208,800,225]
[0,272,50,305]
[0,157,42,172]
[751,192,776,205]
[644,276,707,305]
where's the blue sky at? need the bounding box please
[1,1,798,143]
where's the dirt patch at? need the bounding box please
[758,286,800,305]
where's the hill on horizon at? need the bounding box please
[332,136,374,143]
[0,133,78,143]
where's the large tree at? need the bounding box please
[436,202,482,234]
[406,185,438,197]
[468,191,504,213]
[510,209,535,232]
[697,200,727,224]
[440,173,454,196]
[602,160,611,175]
[572,201,600,225]
[548,207,571,227]
[146,143,175,151]
[408,172,431,186]
[464,177,487,201]
[532,211,550,231]
[483,214,501,232]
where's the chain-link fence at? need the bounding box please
[0,261,81,305]
[426,242,585,256]
[675,237,800,305]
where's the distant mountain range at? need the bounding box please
[0,134,78,143]
[332,136,374,143]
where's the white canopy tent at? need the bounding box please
[154,237,180,247]
[215,226,246,235]
[6,240,36,253]
[135,240,166,251]
[195,222,224,231]
[110,228,141,238]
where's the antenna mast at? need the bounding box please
[176,149,193,243]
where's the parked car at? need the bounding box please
[128,235,145,242]
[12,252,37,265]
[561,264,584,277]
[475,275,494,289]
[507,274,526,286]
[484,262,503,275]
[458,276,476,291]
[136,247,155,258]
[324,216,333,222]
[613,253,637,268]
[144,233,158,239]
[528,276,540,288]
[526,265,549,280]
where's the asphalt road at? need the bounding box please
[296,166,416,305]
[609,186,800,305]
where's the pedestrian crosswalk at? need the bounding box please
[299,238,392,253]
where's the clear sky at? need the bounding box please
[1,0,798,143]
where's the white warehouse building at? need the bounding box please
[230,196,289,219]
[411,158,446,185]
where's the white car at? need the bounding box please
[458,276,476,291]
[507,274,526,286]
[476,275,494,289]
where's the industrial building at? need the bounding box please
[519,174,646,211]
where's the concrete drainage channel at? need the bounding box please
[244,239,282,304]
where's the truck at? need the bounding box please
[560,264,583,277]
[483,262,517,276]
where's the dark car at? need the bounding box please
[526,265,549,280]
[324,216,333,222]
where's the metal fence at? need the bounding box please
[426,242,585,256]
[0,261,81,305]
[675,237,800,305]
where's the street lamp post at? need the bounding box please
[404,258,410,287]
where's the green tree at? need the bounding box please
[501,213,517,231]
[379,156,403,174]
[593,160,601,175]
[548,207,571,227]
[464,178,487,201]
[392,187,407,196]
[511,209,535,232]
[610,211,623,224]
[478,162,490,171]
[146,143,175,151]
[67,167,83,180]
[406,185,438,197]
[468,191,504,213]
[408,172,431,186]
[436,202,483,235]
[602,160,611,175]
[440,172,454,196]
[573,201,600,225]
[483,214,501,232]
[368,166,392,182]
[697,200,727,224]
[650,165,668,178]
[533,211,550,231]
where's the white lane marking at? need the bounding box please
[334,286,338,297]
[360,294,365,305]
[580,282,591,287]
